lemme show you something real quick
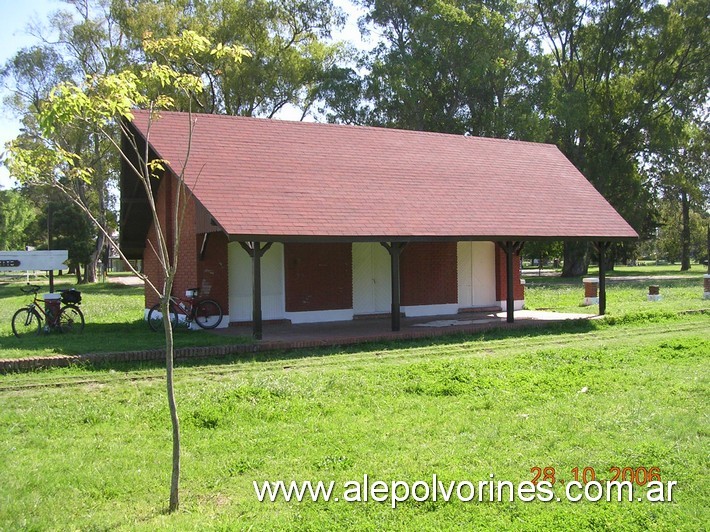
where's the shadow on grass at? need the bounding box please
[3,309,696,376]
[63,317,607,373]
[524,277,703,288]
[0,281,143,299]
[1,320,252,358]
[74,282,144,296]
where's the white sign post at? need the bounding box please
[0,250,69,292]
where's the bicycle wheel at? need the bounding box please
[147,303,178,332]
[193,299,223,329]
[12,308,42,338]
[57,305,85,334]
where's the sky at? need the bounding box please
[0,0,62,189]
[0,0,368,190]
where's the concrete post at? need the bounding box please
[582,277,599,306]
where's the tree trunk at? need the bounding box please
[162,283,181,513]
[562,241,590,277]
[603,248,615,271]
[85,260,97,283]
[680,190,691,271]
[86,230,105,283]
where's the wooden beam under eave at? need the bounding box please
[505,242,515,323]
[239,241,274,340]
[498,241,524,324]
[595,241,610,316]
[381,242,406,332]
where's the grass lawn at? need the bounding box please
[524,264,709,316]
[0,277,249,359]
[0,266,707,529]
[523,263,708,278]
[0,313,708,530]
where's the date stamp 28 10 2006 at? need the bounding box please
[530,466,677,502]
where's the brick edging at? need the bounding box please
[1,309,707,374]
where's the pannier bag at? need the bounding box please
[61,288,82,305]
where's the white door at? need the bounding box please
[352,243,391,315]
[457,242,496,308]
[228,242,285,321]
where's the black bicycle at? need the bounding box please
[147,288,223,331]
[12,285,85,338]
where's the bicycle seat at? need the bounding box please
[21,285,40,294]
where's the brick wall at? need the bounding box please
[494,245,525,301]
[143,173,226,310]
[172,194,198,304]
[143,175,171,309]
[401,242,458,306]
[284,243,352,312]
[197,231,229,312]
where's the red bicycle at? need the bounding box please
[12,285,85,338]
[147,288,223,331]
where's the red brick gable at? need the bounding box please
[128,110,638,241]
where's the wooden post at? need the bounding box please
[499,241,524,324]
[506,242,514,323]
[381,242,406,332]
[253,242,262,339]
[239,241,274,340]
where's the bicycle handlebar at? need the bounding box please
[21,285,41,294]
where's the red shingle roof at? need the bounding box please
[129,110,638,241]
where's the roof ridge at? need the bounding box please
[132,109,557,148]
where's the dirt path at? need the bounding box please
[108,275,144,286]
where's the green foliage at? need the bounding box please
[1,2,131,281]
[113,0,346,117]
[43,200,96,269]
[653,200,708,263]
[523,240,563,266]
[6,31,248,193]
[349,0,549,139]
[528,0,709,274]
[0,190,36,250]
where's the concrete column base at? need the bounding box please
[647,294,662,302]
[583,297,599,306]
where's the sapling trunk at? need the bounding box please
[161,285,181,512]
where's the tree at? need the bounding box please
[0,189,36,250]
[649,119,710,269]
[112,0,347,118]
[349,0,551,139]
[42,198,96,282]
[6,30,248,513]
[523,240,563,272]
[1,0,130,282]
[654,198,707,264]
[531,0,709,276]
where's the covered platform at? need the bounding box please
[211,309,597,348]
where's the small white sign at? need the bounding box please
[0,250,69,272]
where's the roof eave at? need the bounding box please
[225,234,639,244]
